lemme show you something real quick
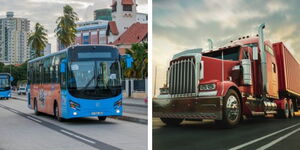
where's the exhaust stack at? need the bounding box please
[208,39,213,50]
[258,23,267,98]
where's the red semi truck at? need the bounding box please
[153,24,300,128]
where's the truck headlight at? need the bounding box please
[199,83,216,91]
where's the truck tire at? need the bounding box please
[216,89,241,128]
[160,118,183,126]
[277,100,289,119]
[289,100,294,118]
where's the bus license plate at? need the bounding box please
[91,112,103,115]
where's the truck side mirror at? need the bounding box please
[60,59,67,73]
[252,47,258,60]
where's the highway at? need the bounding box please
[0,93,147,150]
[153,114,300,150]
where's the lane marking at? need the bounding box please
[229,122,300,150]
[60,129,96,144]
[9,109,19,114]
[256,127,300,150]
[27,116,42,123]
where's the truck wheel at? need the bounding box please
[160,118,183,126]
[216,89,241,128]
[289,100,294,118]
[277,100,289,119]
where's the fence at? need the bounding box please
[122,78,147,98]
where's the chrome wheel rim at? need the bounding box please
[290,103,294,117]
[285,103,289,116]
[226,95,239,122]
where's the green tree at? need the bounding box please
[28,23,48,58]
[55,5,78,48]
[124,42,148,78]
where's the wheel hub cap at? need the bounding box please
[226,95,239,121]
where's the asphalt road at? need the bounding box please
[153,114,300,150]
[0,97,147,150]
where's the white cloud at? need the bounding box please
[28,0,94,9]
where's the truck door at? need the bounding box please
[265,45,279,99]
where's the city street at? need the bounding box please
[0,93,147,150]
[153,114,300,150]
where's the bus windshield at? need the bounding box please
[0,75,10,90]
[68,60,121,99]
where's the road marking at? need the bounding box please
[60,129,96,144]
[27,116,42,123]
[9,109,19,114]
[256,127,300,150]
[229,122,300,150]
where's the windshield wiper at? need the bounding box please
[81,74,96,92]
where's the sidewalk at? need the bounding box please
[123,98,147,108]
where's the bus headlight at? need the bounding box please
[199,83,216,91]
[70,100,80,110]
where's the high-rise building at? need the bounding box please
[0,12,30,65]
[43,43,51,56]
[94,9,112,21]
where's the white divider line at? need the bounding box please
[256,127,300,150]
[9,109,19,114]
[27,116,42,123]
[229,122,300,150]
[60,129,96,144]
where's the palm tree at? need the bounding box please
[124,42,148,78]
[28,23,48,57]
[55,5,78,48]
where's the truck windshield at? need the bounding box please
[68,60,121,99]
[0,76,10,91]
[203,47,240,61]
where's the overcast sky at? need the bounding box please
[0,0,148,52]
[153,0,300,95]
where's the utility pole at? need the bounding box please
[153,66,157,97]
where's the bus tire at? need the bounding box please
[54,103,64,122]
[34,99,40,116]
[98,116,107,121]
[216,89,241,128]
[160,118,183,126]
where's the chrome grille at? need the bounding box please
[168,58,196,95]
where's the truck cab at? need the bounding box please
[153,24,290,128]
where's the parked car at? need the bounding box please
[17,87,26,95]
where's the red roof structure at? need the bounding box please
[112,22,147,45]
[108,21,119,35]
[122,0,134,5]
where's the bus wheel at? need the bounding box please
[54,103,64,122]
[98,116,107,121]
[216,89,241,128]
[160,118,183,126]
[34,100,40,115]
[289,100,295,118]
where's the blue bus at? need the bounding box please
[27,45,131,121]
[0,73,12,99]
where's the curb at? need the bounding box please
[109,115,147,125]
[123,103,148,108]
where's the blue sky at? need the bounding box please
[0,0,148,52]
[153,0,300,95]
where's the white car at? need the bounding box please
[17,87,27,95]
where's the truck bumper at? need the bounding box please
[153,96,223,120]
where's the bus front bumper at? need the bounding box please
[153,96,223,120]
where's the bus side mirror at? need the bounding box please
[10,76,14,81]
[123,54,133,68]
[60,59,67,73]
[252,47,258,60]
